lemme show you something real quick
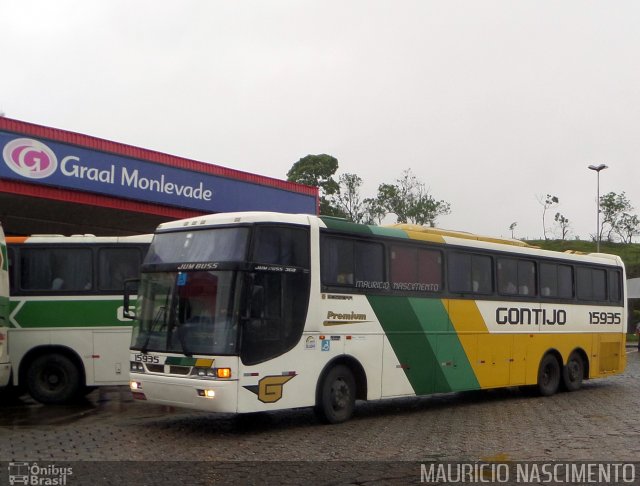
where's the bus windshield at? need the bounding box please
[131,223,312,362]
[131,270,240,356]
[144,227,249,265]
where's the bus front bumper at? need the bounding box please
[129,373,238,413]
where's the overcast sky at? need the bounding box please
[2,1,639,240]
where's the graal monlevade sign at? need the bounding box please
[0,133,317,214]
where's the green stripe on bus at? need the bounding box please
[408,299,479,392]
[320,217,374,235]
[369,226,409,238]
[165,356,196,366]
[367,296,479,394]
[0,295,8,325]
[9,300,128,328]
[0,244,7,271]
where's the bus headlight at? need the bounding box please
[197,389,216,399]
[130,361,145,373]
[130,381,142,390]
[191,367,232,379]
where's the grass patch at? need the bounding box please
[526,240,640,278]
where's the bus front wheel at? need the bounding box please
[26,353,81,405]
[315,365,356,424]
[537,353,561,396]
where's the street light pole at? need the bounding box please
[588,164,608,252]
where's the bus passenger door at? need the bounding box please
[92,330,130,383]
[381,335,421,397]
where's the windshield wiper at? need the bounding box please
[170,315,193,358]
[140,304,167,354]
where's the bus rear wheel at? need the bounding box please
[562,352,584,392]
[26,353,81,405]
[315,365,356,424]
[537,353,561,396]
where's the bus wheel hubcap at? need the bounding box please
[332,379,349,409]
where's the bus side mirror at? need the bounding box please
[123,278,140,320]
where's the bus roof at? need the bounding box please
[6,234,153,244]
[155,211,316,232]
[153,212,624,268]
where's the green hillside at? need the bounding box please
[526,239,640,279]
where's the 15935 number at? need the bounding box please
[588,312,622,325]
[134,354,160,364]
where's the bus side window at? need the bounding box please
[20,248,92,292]
[321,237,354,286]
[253,226,309,268]
[241,271,310,366]
[20,249,53,290]
[448,252,492,294]
[98,248,142,291]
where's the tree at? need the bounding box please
[554,212,570,240]
[333,173,366,223]
[361,197,386,225]
[615,212,640,244]
[375,169,450,226]
[509,222,517,239]
[537,194,559,240]
[599,192,632,242]
[286,154,342,216]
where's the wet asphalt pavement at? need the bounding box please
[0,348,639,485]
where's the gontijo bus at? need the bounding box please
[128,212,626,423]
[0,222,10,388]
[6,234,151,404]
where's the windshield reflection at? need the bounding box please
[131,271,239,356]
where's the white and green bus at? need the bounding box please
[0,222,10,388]
[6,234,151,404]
[128,212,626,423]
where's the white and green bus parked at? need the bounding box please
[0,222,10,388]
[6,234,151,404]
[128,212,626,423]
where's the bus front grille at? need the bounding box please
[169,366,191,375]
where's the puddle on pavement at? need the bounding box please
[0,386,177,427]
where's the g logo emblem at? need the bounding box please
[3,138,58,179]
[244,375,296,403]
